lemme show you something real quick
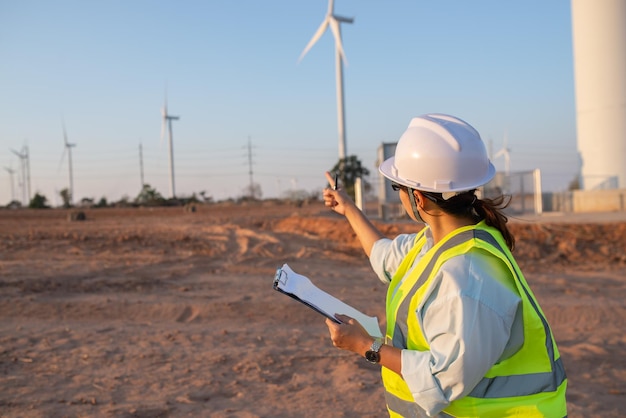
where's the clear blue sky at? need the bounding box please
[0,0,577,205]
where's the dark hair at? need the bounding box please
[422,190,515,251]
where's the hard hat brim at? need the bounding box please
[379,156,496,193]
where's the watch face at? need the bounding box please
[365,350,380,364]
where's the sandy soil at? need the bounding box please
[0,202,625,417]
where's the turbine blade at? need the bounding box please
[62,121,69,146]
[327,0,334,15]
[329,19,348,64]
[334,15,354,24]
[298,18,329,62]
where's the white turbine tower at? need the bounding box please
[60,121,76,206]
[299,0,353,160]
[572,0,626,189]
[161,95,180,199]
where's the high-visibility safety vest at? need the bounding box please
[382,221,567,417]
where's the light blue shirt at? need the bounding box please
[370,228,523,417]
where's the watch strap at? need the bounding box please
[369,337,384,353]
[365,337,384,364]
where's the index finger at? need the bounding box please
[325,317,341,328]
[324,171,336,189]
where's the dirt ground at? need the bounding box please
[0,202,625,417]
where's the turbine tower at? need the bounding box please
[161,95,180,199]
[299,0,353,160]
[571,0,626,189]
[60,122,76,205]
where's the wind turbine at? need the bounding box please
[493,133,512,195]
[4,166,16,203]
[299,0,353,160]
[161,94,180,199]
[59,121,76,206]
[494,134,511,175]
[11,145,29,205]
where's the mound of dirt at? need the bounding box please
[272,213,626,272]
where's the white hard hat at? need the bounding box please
[379,113,495,194]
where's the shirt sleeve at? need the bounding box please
[369,233,418,283]
[399,250,522,416]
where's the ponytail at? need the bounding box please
[472,195,515,251]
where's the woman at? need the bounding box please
[322,114,567,417]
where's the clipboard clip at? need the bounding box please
[273,267,288,289]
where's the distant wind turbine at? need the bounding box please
[4,166,16,202]
[11,145,30,205]
[494,133,511,175]
[59,121,76,205]
[161,94,180,199]
[299,0,353,160]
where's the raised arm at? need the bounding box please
[323,171,384,257]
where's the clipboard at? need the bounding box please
[272,263,383,338]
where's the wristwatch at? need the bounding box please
[365,338,384,364]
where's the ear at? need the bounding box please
[414,190,424,207]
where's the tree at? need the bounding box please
[95,197,108,208]
[135,184,165,206]
[329,155,370,199]
[29,192,50,209]
[59,188,72,208]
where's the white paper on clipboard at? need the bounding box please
[273,263,383,338]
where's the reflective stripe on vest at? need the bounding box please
[391,228,566,400]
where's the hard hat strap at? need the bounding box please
[407,187,426,224]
